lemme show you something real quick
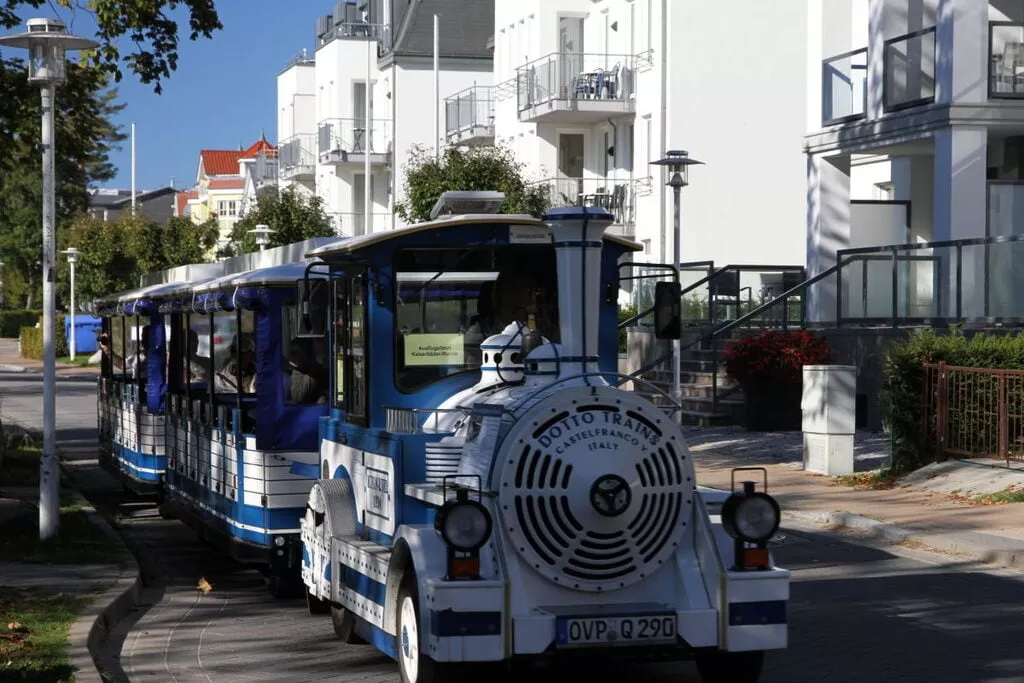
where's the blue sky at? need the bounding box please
[43,1,321,190]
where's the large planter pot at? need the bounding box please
[741,382,803,432]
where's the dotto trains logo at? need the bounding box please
[536,409,663,455]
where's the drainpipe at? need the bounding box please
[659,0,668,264]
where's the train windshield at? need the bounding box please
[393,245,558,393]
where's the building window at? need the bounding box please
[217,200,238,217]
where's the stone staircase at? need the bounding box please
[631,333,746,426]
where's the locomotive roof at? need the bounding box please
[305,213,643,259]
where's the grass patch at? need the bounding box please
[969,488,1024,505]
[55,356,95,368]
[0,586,90,682]
[833,469,900,490]
[0,448,118,565]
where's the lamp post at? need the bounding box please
[59,248,79,360]
[0,261,5,309]
[651,150,703,404]
[0,18,98,540]
[248,224,274,251]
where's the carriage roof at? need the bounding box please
[305,213,643,260]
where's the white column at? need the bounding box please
[936,0,989,106]
[933,126,988,318]
[806,152,852,323]
[866,0,886,119]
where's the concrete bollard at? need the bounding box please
[801,364,856,475]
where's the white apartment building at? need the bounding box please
[276,0,493,237]
[475,0,810,279]
[806,0,1024,323]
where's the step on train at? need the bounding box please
[87,192,789,683]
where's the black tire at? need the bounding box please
[330,605,365,644]
[396,573,453,683]
[306,587,330,615]
[694,650,765,683]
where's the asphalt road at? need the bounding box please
[3,370,1024,683]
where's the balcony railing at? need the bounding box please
[251,150,278,184]
[282,48,314,71]
[822,47,867,124]
[317,22,390,48]
[327,211,393,237]
[883,27,936,112]
[516,52,637,112]
[444,85,494,142]
[317,118,389,159]
[989,21,1024,98]
[531,176,652,227]
[278,134,316,178]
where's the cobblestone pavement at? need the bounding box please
[4,372,1024,682]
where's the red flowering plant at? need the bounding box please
[723,330,832,388]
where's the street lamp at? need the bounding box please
[651,149,703,403]
[0,260,5,309]
[248,224,274,251]
[60,248,79,360]
[0,18,98,541]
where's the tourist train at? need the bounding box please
[88,192,789,682]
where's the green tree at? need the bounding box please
[2,0,223,94]
[0,57,126,308]
[56,212,218,306]
[394,144,551,223]
[220,186,335,257]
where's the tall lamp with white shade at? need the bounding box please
[0,17,99,540]
[60,247,80,360]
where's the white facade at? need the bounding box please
[806,0,1024,323]
[276,5,492,237]
[485,0,809,271]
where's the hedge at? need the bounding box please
[0,310,40,338]
[18,314,68,360]
[881,327,1024,474]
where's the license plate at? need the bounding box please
[555,614,677,647]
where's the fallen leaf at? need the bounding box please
[6,623,26,633]
[196,577,212,593]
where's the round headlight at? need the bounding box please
[721,492,780,543]
[437,500,493,551]
[273,536,286,547]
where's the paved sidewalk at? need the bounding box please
[686,426,1024,570]
[0,337,100,379]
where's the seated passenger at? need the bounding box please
[215,333,257,393]
[185,329,212,384]
[286,338,327,404]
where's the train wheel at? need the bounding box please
[694,649,764,683]
[306,587,330,615]
[397,574,452,683]
[330,605,365,644]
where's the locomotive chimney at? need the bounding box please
[541,206,614,377]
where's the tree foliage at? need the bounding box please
[0,57,126,307]
[1,0,223,94]
[394,144,551,223]
[55,212,218,306]
[220,186,336,257]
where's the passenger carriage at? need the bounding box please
[299,193,790,683]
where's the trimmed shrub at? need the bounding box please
[18,314,68,360]
[0,310,40,338]
[882,327,1024,474]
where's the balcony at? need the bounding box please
[444,85,494,146]
[515,52,640,123]
[278,134,316,181]
[822,47,867,124]
[282,48,314,72]
[317,118,390,166]
[316,21,390,48]
[531,176,652,238]
[251,149,278,186]
[883,27,936,112]
[990,22,1024,98]
[327,211,393,237]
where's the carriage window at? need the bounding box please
[184,313,213,387]
[212,311,253,395]
[108,316,126,380]
[283,304,328,405]
[333,274,368,423]
[393,246,559,393]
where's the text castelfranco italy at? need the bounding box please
[538,410,665,455]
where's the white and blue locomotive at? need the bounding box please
[298,196,790,683]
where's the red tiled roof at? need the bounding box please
[207,178,245,190]
[175,190,198,216]
[199,150,244,176]
[240,135,277,159]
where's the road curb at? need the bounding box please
[0,363,28,373]
[63,470,142,683]
[785,509,1024,571]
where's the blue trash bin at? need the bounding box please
[64,314,103,355]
